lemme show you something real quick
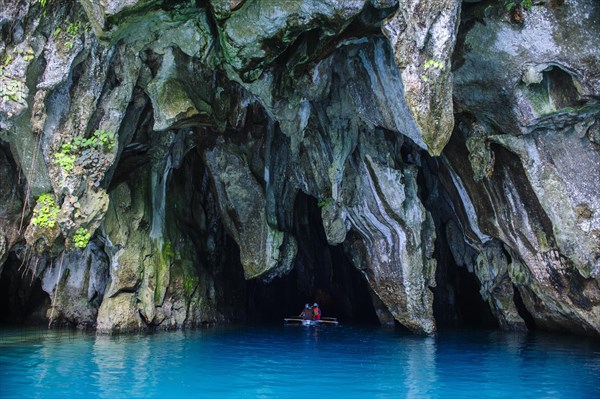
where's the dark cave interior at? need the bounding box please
[246,193,380,325]
[0,138,500,331]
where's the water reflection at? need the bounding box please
[404,336,437,399]
[93,335,131,398]
[92,332,187,398]
[1,326,599,399]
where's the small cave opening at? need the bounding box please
[0,251,50,326]
[521,65,583,115]
[419,153,499,331]
[431,226,499,330]
[246,193,380,325]
[513,284,537,331]
[0,140,50,327]
[167,146,378,327]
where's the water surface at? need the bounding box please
[1,325,598,398]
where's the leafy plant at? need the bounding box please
[74,129,116,151]
[504,0,533,11]
[2,47,34,66]
[54,129,115,172]
[55,18,87,52]
[22,48,34,62]
[0,77,26,103]
[31,193,60,228]
[422,59,444,82]
[66,20,82,36]
[53,143,77,171]
[73,227,91,248]
[3,53,12,66]
[94,129,116,150]
[424,59,444,69]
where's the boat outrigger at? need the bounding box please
[284,317,339,326]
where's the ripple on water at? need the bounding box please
[0,326,599,399]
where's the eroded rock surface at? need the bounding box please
[447,0,600,335]
[0,0,598,336]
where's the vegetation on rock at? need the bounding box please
[54,129,116,172]
[421,59,444,82]
[317,197,334,208]
[54,144,77,171]
[504,0,533,11]
[73,227,91,248]
[31,194,60,228]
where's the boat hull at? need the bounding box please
[284,318,339,325]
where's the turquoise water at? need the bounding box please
[1,325,599,399]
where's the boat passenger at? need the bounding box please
[312,303,321,320]
[300,304,312,320]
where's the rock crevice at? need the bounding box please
[0,0,598,336]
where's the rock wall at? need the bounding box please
[0,0,598,335]
[446,0,600,335]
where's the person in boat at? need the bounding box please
[300,304,312,320]
[312,303,321,320]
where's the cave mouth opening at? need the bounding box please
[431,229,499,331]
[245,193,380,325]
[0,250,50,327]
[420,150,500,331]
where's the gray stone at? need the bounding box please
[1,0,599,337]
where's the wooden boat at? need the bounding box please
[284,317,339,325]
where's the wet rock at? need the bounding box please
[383,0,461,155]
[0,145,23,276]
[1,0,599,336]
[97,292,144,333]
[448,0,600,334]
[218,0,366,81]
[41,241,109,328]
[205,144,296,280]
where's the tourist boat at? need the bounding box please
[283,317,339,325]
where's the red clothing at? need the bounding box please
[312,307,321,320]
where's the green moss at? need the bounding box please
[31,194,60,228]
[317,197,333,208]
[74,129,116,151]
[522,82,555,116]
[183,273,198,299]
[162,240,173,259]
[154,241,173,305]
[171,260,199,301]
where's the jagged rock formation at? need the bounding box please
[0,0,598,336]
[444,0,600,335]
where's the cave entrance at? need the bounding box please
[0,250,50,326]
[520,65,582,116]
[420,149,499,331]
[0,141,51,326]
[246,193,379,325]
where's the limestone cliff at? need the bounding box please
[0,0,598,336]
